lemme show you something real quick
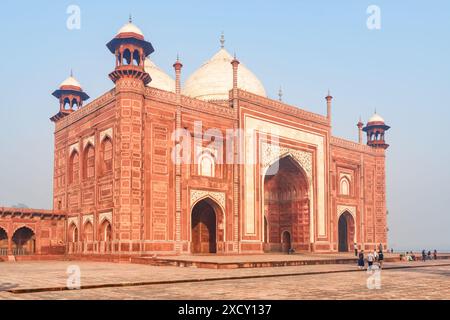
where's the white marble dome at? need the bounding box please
[183,48,266,101]
[117,22,144,37]
[144,58,175,92]
[368,113,385,123]
[60,76,82,89]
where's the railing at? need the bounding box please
[0,248,8,256]
[12,248,32,256]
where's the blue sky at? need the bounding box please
[0,1,449,250]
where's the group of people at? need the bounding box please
[355,243,384,270]
[401,250,438,262]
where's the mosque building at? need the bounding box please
[0,20,390,257]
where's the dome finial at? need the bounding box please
[220,32,225,49]
[278,87,283,102]
[70,69,73,77]
[129,14,133,23]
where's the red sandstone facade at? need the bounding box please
[0,22,390,258]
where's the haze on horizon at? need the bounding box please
[0,1,449,251]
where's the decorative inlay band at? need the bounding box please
[190,189,226,211]
[261,142,312,179]
[99,212,112,224]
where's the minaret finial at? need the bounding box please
[220,32,225,49]
[278,87,283,102]
[129,14,132,23]
[177,53,180,62]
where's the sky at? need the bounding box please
[0,1,449,250]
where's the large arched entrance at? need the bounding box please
[0,227,8,255]
[264,156,310,252]
[191,199,223,254]
[338,212,355,252]
[12,227,35,255]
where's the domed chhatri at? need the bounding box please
[363,112,390,149]
[59,76,82,90]
[183,45,266,101]
[116,21,144,38]
[106,19,154,86]
[367,112,385,124]
[144,58,175,92]
[51,74,89,122]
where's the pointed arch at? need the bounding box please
[263,155,310,252]
[198,152,215,178]
[83,143,95,180]
[68,222,78,243]
[0,227,8,254]
[100,136,113,175]
[340,176,351,196]
[69,150,80,184]
[83,220,94,242]
[12,226,36,255]
[190,197,225,254]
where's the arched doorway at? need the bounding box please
[191,199,222,254]
[281,231,292,253]
[99,220,112,242]
[68,224,78,243]
[264,156,310,252]
[99,220,112,253]
[12,227,35,255]
[338,212,355,252]
[0,228,8,255]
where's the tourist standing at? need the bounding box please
[367,251,374,270]
[378,249,384,269]
[358,250,365,270]
[422,250,426,262]
[433,250,438,260]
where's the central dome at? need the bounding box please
[183,48,266,101]
[144,58,175,92]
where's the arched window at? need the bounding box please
[69,151,80,184]
[132,50,140,66]
[83,144,95,180]
[198,153,215,178]
[63,97,71,110]
[83,221,93,242]
[69,224,78,242]
[123,49,131,65]
[101,137,113,175]
[340,177,350,196]
[99,220,112,242]
[72,98,78,110]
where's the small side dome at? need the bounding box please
[144,58,175,92]
[368,113,385,124]
[116,22,144,38]
[59,76,82,90]
[183,48,266,101]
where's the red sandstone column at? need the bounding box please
[326,91,333,127]
[357,119,364,144]
[231,55,240,107]
[231,56,240,253]
[173,57,183,254]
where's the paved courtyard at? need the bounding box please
[1,259,449,300]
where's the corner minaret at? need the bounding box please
[51,73,89,122]
[363,112,390,149]
[325,90,333,121]
[106,18,154,85]
[357,118,364,144]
